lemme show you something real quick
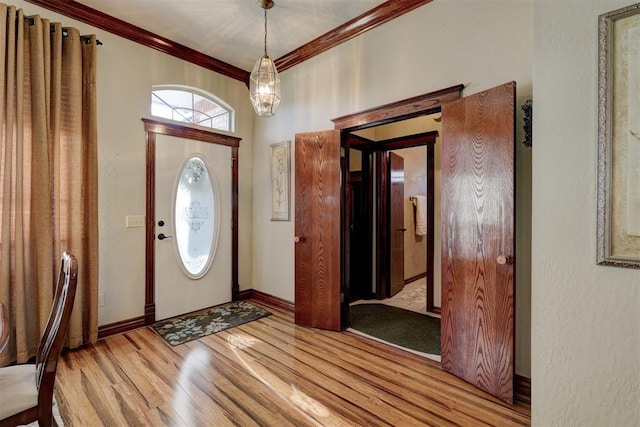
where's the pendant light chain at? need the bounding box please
[250,0,281,117]
[264,8,268,56]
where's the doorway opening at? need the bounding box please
[296,82,518,403]
[332,82,517,403]
[344,116,442,360]
[346,121,441,313]
[331,85,463,328]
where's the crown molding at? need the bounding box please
[24,0,250,84]
[275,0,433,72]
[25,0,433,83]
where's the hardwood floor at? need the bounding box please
[55,301,530,426]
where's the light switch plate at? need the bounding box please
[126,215,145,228]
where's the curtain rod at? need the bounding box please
[20,15,103,45]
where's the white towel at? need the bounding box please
[413,195,427,236]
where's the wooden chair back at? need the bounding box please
[35,252,78,422]
[0,302,8,354]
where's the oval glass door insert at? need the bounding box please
[174,155,219,278]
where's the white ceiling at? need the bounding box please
[75,0,388,71]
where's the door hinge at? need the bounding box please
[340,147,346,158]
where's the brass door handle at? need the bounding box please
[294,236,306,243]
[497,255,512,265]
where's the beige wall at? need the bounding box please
[532,1,640,424]
[12,1,256,327]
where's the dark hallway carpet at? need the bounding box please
[349,304,440,355]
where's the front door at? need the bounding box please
[154,135,232,320]
[388,152,405,297]
[440,82,516,403]
[294,130,343,330]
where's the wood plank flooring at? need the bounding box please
[54,301,530,426]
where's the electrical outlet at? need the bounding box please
[126,215,145,228]
[98,293,105,307]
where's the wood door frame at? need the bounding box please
[332,84,463,130]
[333,84,462,313]
[142,118,241,325]
[375,133,437,302]
[376,131,438,302]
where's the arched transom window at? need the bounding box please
[151,86,234,132]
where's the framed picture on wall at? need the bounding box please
[270,141,290,221]
[598,3,640,268]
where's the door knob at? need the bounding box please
[294,236,305,243]
[398,228,407,232]
[497,255,512,265]
[157,233,172,240]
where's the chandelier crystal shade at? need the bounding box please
[250,2,281,117]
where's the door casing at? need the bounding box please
[333,82,515,401]
[293,85,462,330]
[333,86,463,309]
[142,118,241,324]
[371,133,437,301]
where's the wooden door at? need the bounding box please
[440,82,516,403]
[294,130,343,330]
[389,152,405,297]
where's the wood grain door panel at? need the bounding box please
[440,82,516,403]
[294,130,342,331]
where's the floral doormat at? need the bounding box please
[152,301,271,346]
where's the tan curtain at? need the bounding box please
[0,3,99,365]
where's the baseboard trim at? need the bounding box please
[404,272,427,285]
[95,289,289,339]
[98,315,146,339]
[243,289,294,313]
[238,289,253,301]
[515,374,531,405]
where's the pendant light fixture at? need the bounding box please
[250,0,281,117]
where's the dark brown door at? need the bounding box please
[294,130,342,331]
[440,82,516,403]
[389,152,405,297]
